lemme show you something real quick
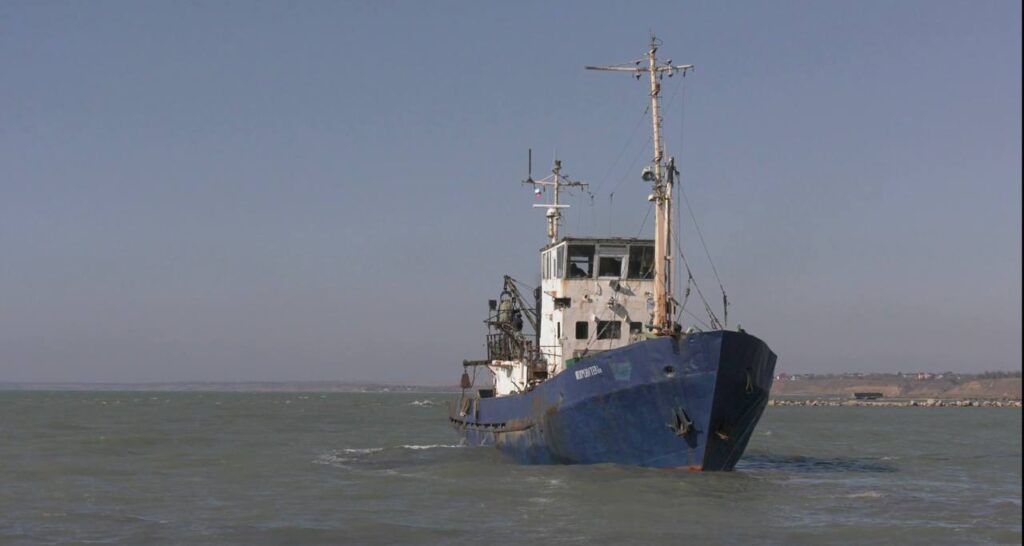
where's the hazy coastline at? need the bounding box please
[2,371,1019,401]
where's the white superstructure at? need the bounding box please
[537,237,656,376]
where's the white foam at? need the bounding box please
[313,453,352,466]
[400,444,462,450]
[342,447,384,454]
[409,400,439,407]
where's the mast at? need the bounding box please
[586,35,692,333]
[549,160,564,244]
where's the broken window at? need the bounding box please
[597,245,626,278]
[567,245,594,278]
[575,321,588,340]
[627,245,655,279]
[596,320,621,340]
[598,256,623,277]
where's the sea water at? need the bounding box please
[1,391,1020,545]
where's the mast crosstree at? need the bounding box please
[523,151,589,244]
[586,35,692,333]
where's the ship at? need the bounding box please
[450,36,777,470]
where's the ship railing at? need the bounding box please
[486,333,542,363]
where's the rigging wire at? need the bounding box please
[605,74,688,215]
[634,202,653,238]
[671,73,730,328]
[678,272,692,319]
[605,137,652,198]
[682,308,712,331]
[589,102,651,198]
[678,183,728,326]
[608,193,613,235]
[674,80,685,324]
[507,276,537,297]
[577,303,615,359]
[675,234,723,330]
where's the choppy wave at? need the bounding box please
[334,444,462,453]
[313,452,352,466]
[7,391,1020,545]
[739,454,898,473]
[409,400,440,407]
[314,444,461,466]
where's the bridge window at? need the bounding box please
[567,245,594,278]
[597,245,626,278]
[575,321,588,340]
[596,320,621,340]
[598,256,623,277]
[628,245,655,279]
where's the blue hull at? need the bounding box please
[450,331,776,470]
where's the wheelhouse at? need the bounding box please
[538,237,657,379]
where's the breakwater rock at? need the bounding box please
[768,398,1022,408]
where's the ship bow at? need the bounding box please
[701,331,777,470]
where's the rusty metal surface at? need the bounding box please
[450,332,777,469]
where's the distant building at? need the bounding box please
[853,392,884,400]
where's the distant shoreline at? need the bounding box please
[772,372,1021,400]
[2,371,1021,401]
[769,397,1021,408]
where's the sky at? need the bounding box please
[1,0,1020,384]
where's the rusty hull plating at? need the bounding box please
[451,331,776,470]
